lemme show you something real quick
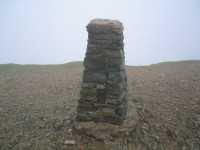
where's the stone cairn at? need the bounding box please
[76,19,127,126]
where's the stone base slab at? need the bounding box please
[75,101,139,140]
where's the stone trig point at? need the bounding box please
[75,19,138,139]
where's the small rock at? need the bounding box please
[166,129,172,136]
[157,144,164,150]
[152,142,157,149]
[54,122,63,131]
[197,131,200,137]
[79,145,85,150]
[193,121,199,128]
[68,128,72,133]
[64,115,71,120]
[65,120,71,125]
[191,102,196,105]
[137,105,142,110]
[155,136,159,142]
[24,134,29,140]
[122,146,127,150]
[182,145,186,150]
[174,130,178,137]
[64,140,75,145]
[61,145,68,150]
[19,129,23,136]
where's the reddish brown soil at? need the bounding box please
[0,61,199,150]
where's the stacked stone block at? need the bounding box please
[76,19,127,125]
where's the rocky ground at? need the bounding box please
[0,61,200,150]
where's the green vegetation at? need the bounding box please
[126,60,200,68]
[0,61,83,69]
[62,61,83,67]
[150,60,200,67]
[0,60,199,69]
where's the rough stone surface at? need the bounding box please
[107,90,127,105]
[80,89,97,102]
[82,70,107,83]
[108,71,126,82]
[77,104,95,112]
[100,44,122,50]
[81,82,97,89]
[75,101,139,139]
[86,19,124,33]
[84,55,105,70]
[76,19,130,126]
[107,82,126,97]
[106,50,124,57]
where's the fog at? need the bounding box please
[0,0,200,65]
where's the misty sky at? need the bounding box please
[0,0,200,66]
